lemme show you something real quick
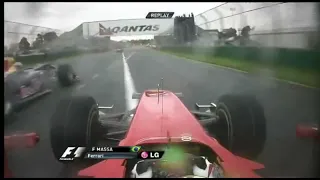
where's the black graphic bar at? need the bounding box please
[146,12,174,19]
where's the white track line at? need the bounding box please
[122,52,138,111]
[164,52,319,90]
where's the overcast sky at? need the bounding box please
[5,2,222,40]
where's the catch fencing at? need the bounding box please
[194,2,319,49]
[4,20,64,53]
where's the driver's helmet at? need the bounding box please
[130,156,224,178]
[4,57,15,72]
[13,62,23,71]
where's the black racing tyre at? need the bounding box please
[57,64,75,87]
[50,96,106,163]
[210,94,266,159]
[5,74,21,93]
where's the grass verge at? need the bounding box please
[161,50,320,89]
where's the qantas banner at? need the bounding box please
[82,18,174,37]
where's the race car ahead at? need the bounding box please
[4,60,79,121]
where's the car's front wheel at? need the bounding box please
[209,94,266,159]
[50,95,106,163]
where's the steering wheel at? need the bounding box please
[130,153,224,178]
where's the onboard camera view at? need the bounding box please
[4,2,320,178]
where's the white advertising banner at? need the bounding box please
[82,18,174,37]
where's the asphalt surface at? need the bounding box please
[4,47,320,178]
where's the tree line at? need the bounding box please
[5,31,59,54]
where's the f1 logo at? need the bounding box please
[59,147,86,161]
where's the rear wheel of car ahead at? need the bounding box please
[210,94,266,159]
[50,95,106,163]
[57,64,75,87]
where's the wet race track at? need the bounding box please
[5,47,319,178]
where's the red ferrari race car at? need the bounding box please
[4,88,318,178]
